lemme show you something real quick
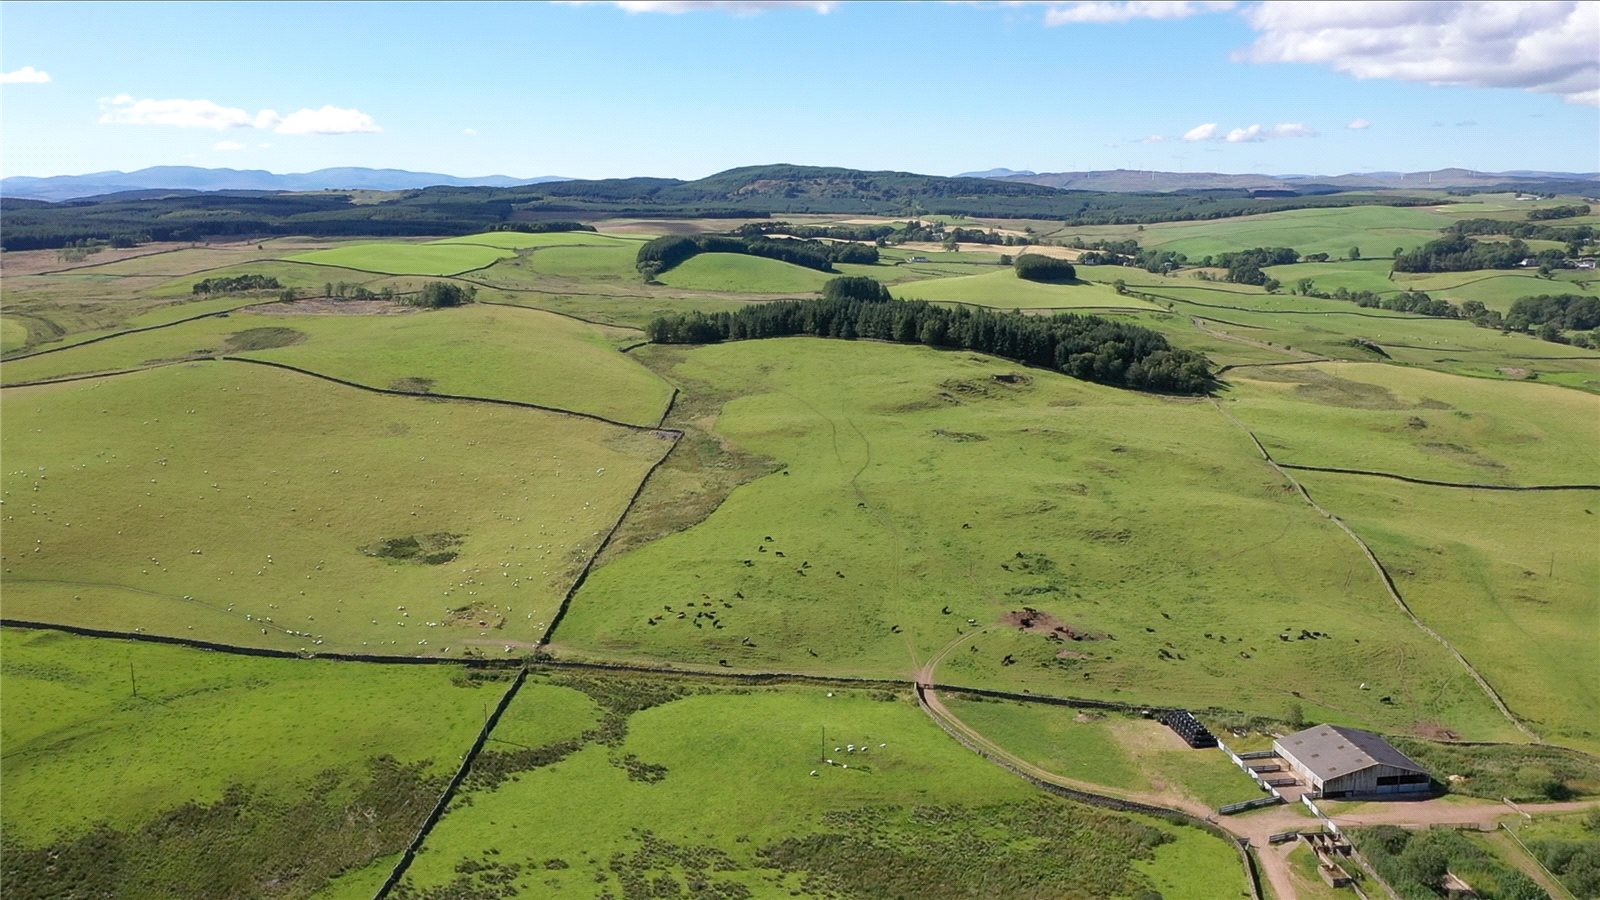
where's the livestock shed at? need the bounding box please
[1273,724,1431,798]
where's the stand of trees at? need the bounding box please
[489,221,596,234]
[192,274,282,295]
[1527,204,1590,221]
[1446,217,1593,245]
[1012,254,1077,282]
[1507,293,1600,332]
[1209,247,1299,285]
[646,282,1211,394]
[729,221,896,242]
[410,282,475,308]
[1393,236,1531,273]
[635,233,879,278]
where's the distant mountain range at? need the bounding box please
[6,164,1596,204]
[956,168,1037,179]
[973,167,1600,193]
[0,167,571,201]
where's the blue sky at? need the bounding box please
[3,0,1596,179]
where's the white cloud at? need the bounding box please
[99,96,380,134]
[1139,134,1167,143]
[463,127,479,136]
[258,142,272,149]
[1,66,51,84]
[1043,1,1233,25]
[270,105,381,134]
[212,140,247,151]
[1182,122,1219,141]
[100,96,258,129]
[558,1,837,13]
[1220,122,1317,142]
[1237,0,1600,106]
[1347,117,1372,129]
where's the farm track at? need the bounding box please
[1208,398,1540,742]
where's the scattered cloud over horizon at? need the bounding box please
[1224,122,1315,142]
[2,66,52,84]
[1181,121,1315,142]
[556,0,837,13]
[1347,117,1371,130]
[98,97,381,134]
[212,140,246,151]
[1238,1,1599,107]
[1041,1,1234,26]
[1139,134,1167,143]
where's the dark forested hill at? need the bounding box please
[2,163,1447,250]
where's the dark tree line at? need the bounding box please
[1527,204,1590,221]
[634,233,878,278]
[1012,254,1078,283]
[646,281,1212,394]
[489,221,596,234]
[1446,217,1593,244]
[1393,235,1531,273]
[729,222,896,242]
[1508,293,1600,332]
[192,274,282,295]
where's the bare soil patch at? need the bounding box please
[1001,608,1103,641]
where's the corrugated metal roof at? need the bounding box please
[1275,724,1427,781]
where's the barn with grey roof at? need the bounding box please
[1273,724,1431,798]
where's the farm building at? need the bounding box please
[1273,724,1431,798]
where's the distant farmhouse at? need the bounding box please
[1274,724,1431,798]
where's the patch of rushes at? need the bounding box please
[595,345,780,565]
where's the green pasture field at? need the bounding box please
[1056,204,1458,258]
[476,291,761,330]
[3,315,34,352]
[1264,261,1600,313]
[0,362,672,655]
[937,697,1262,810]
[0,627,490,897]
[657,253,833,293]
[145,260,390,298]
[520,243,643,281]
[33,245,289,278]
[1223,362,1600,485]
[554,338,1514,740]
[428,231,648,250]
[892,269,1161,310]
[1,303,673,427]
[1151,297,1600,388]
[286,242,515,276]
[398,678,1248,899]
[1292,474,1600,752]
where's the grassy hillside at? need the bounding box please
[1,362,671,655]
[656,253,833,293]
[0,628,491,897]
[893,269,1161,310]
[2,303,673,426]
[396,676,1246,900]
[556,339,1514,740]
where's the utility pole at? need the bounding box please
[129,660,138,698]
